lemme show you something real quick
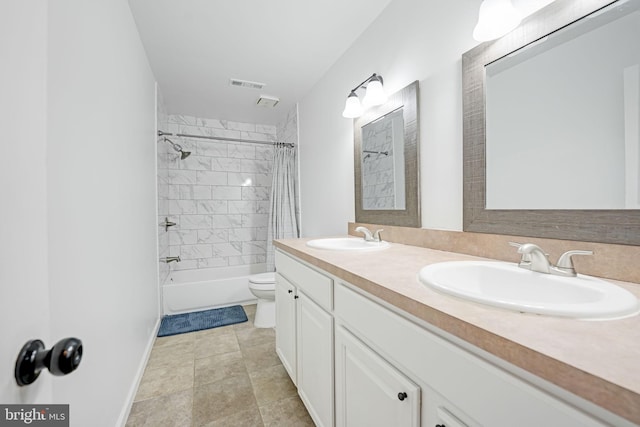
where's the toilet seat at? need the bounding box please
[249,272,275,288]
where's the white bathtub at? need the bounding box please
[162,264,265,315]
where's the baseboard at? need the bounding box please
[115,315,161,427]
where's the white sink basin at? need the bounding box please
[418,261,639,320]
[306,237,389,251]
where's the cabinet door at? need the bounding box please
[297,291,334,427]
[335,326,420,427]
[275,273,297,384]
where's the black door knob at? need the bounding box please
[397,392,408,401]
[15,337,83,386]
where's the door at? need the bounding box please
[335,326,420,427]
[275,273,297,383]
[0,1,53,404]
[297,291,334,427]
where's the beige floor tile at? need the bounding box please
[135,365,194,401]
[194,350,246,387]
[192,373,258,426]
[259,395,315,427]
[193,323,237,340]
[127,303,312,425]
[194,330,240,359]
[200,406,264,427]
[154,332,196,349]
[234,305,256,331]
[146,342,195,371]
[249,364,297,406]
[241,341,282,373]
[236,326,276,350]
[126,389,192,427]
[243,304,257,316]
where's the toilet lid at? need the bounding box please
[249,272,275,284]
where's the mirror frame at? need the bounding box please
[462,0,640,245]
[354,80,421,228]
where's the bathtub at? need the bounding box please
[162,264,265,315]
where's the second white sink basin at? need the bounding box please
[418,261,639,320]
[306,237,389,251]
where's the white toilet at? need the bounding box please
[248,272,276,328]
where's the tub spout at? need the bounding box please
[160,256,181,264]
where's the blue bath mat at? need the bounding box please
[157,305,248,337]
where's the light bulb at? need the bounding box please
[473,0,522,42]
[363,77,387,107]
[342,91,364,118]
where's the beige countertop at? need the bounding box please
[274,237,640,425]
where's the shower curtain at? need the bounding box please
[266,143,299,271]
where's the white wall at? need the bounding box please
[298,0,482,236]
[297,0,556,236]
[46,1,160,426]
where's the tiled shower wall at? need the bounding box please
[157,108,299,275]
[157,93,170,283]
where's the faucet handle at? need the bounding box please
[373,229,384,242]
[556,250,593,274]
[508,241,531,263]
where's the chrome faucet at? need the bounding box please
[355,226,384,242]
[510,242,593,277]
[160,256,181,264]
[516,243,551,274]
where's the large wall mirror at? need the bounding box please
[355,81,420,227]
[463,0,640,245]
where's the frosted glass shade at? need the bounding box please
[362,78,387,107]
[473,0,522,42]
[342,92,364,118]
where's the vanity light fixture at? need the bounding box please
[342,73,388,118]
[473,0,522,42]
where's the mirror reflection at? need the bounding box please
[361,108,406,210]
[354,80,420,228]
[485,0,640,210]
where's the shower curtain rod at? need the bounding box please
[158,130,294,147]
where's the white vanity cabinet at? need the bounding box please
[334,282,611,427]
[335,325,420,427]
[274,247,624,427]
[275,272,297,382]
[275,250,334,427]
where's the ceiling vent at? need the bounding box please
[229,78,266,90]
[256,95,279,108]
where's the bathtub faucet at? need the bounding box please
[160,256,181,264]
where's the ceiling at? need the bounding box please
[129,0,394,125]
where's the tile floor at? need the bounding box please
[125,304,315,427]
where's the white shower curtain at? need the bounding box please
[266,143,299,271]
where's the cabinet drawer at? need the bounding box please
[275,250,333,311]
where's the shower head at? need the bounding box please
[163,137,191,160]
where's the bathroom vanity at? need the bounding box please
[273,238,640,427]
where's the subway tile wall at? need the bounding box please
[157,109,298,274]
[157,93,170,283]
[159,114,276,271]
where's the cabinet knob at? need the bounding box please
[288,290,293,294]
[397,392,408,401]
[435,425,445,427]
[294,295,299,299]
